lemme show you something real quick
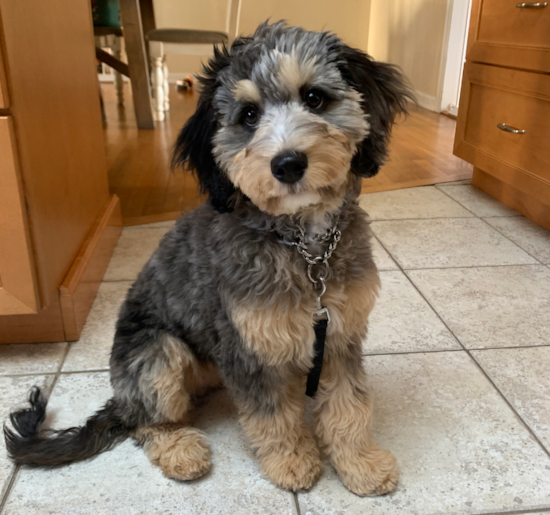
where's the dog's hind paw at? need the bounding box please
[337,448,399,497]
[261,447,323,492]
[141,426,211,481]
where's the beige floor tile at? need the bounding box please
[408,265,550,349]
[0,343,67,376]
[104,227,169,281]
[62,282,131,372]
[365,271,459,354]
[298,352,550,515]
[0,376,52,497]
[370,237,398,271]
[472,347,550,451]
[372,218,537,269]
[485,216,550,265]
[437,184,520,217]
[3,373,295,515]
[358,187,474,220]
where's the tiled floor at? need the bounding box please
[2,183,550,515]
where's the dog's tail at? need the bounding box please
[4,386,132,467]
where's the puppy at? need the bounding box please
[5,21,412,496]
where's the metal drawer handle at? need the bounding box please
[516,2,547,7]
[497,123,525,134]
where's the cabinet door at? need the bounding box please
[0,117,38,314]
[468,0,550,72]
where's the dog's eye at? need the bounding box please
[304,90,325,110]
[242,106,259,127]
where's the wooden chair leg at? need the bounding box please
[112,36,124,106]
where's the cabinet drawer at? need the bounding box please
[478,0,550,49]
[0,117,38,315]
[468,0,550,72]
[455,63,550,185]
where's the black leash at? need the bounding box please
[306,318,328,397]
[277,217,341,398]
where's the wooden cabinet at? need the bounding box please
[0,42,8,108]
[0,1,122,342]
[467,0,550,72]
[454,0,550,230]
[0,117,38,315]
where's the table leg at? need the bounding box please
[119,0,155,129]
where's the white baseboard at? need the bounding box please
[414,91,439,112]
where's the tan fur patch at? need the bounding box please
[238,376,322,491]
[135,424,211,481]
[232,79,262,104]
[323,269,380,351]
[277,51,317,95]
[314,358,399,496]
[230,295,316,368]
[137,335,221,423]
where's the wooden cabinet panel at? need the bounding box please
[455,63,550,185]
[0,41,8,108]
[468,0,550,72]
[0,117,38,315]
[477,0,550,49]
[0,1,110,307]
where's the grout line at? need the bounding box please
[0,464,20,514]
[369,215,476,222]
[376,232,550,461]
[372,234,464,351]
[397,263,542,272]
[481,508,550,515]
[0,343,71,513]
[467,351,550,461]
[0,372,57,379]
[58,368,110,375]
[436,186,545,266]
[364,348,463,358]
[293,492,302,515]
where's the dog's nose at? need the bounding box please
[270,151,308,184]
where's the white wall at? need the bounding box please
[152,0,372,80]
[367,0,452,111]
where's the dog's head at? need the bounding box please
[173,21,413,215]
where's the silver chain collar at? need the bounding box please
[281,220,342,323]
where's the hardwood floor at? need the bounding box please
[360,104,472,194]
[102,84,472,225]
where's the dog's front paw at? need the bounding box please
[336,448,399,496]
[261,446,323,492]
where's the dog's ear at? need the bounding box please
[337,45,414,178]
[172,47,236,213]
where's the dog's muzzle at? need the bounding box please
[270,150,308,184]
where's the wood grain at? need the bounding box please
[455,63,550,188]
[361,104,472,194]
[0,0,111,308]
[473,167,550,231]
[60,195,122,341]
[0,38,8,108]
[103,85,470,224]
[467,0,550,73]
[0,297,65,344]
[0,117,38,315]
[118,0,155,129]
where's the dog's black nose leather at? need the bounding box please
[270,151,308,184]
